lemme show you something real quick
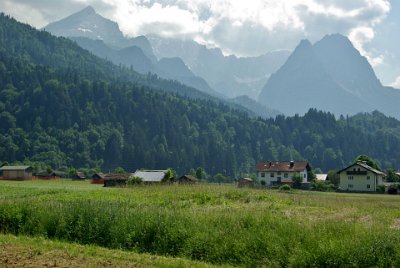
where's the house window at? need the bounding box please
[367,184,371,189]
[284,173,288,178]
[303,173,306,178]
[348,184,353,188]
[277,172,281,175]
[271,173,274,178]
[367,176,370,180]
[261,173,265,178]
[348,176,354,180]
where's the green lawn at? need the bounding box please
[1,179,400,267]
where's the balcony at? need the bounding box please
[346,171,367,175]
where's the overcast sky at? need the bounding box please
[1,0,399,87]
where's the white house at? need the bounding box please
[337,161,385,192]
[256,161,311,187]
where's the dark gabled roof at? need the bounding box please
[256,161,310,172]
[92,172,106,179]
[103,173,130,180]
[36,171,58,176]
[337,161,386,176]
[0,166,32,171]
[240,177,253,182]
[178,175,198,182]
[75,172,86,179]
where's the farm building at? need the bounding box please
[36,171,60,179]
[256,161,311,187]
[0,166,33,180]
[337,161,385,192]
[178,175,198,184]
[73,172,86,180]
[103,173,130,187]
[91,172,106,184]
[132,170,167,183]
[238,178,254,188]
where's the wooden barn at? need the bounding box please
[0,166,33,180]
[73,172,86,181]
[36,171,60,180]
[238,178,255,188]
[91,172,106,184]
[178,175,198,184]
[103,173,130,187]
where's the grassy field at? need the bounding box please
[1,180,400,267]
[0,234,223,267]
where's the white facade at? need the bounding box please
[338,163,385,192]
[257,169,308,186]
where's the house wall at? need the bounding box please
[258,169,307,186]
[339,165,383,192]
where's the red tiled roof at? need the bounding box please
[256,161,310,172]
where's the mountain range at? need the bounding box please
[43,6,400,120]
[44,6,221,98]
[259,34,400,118]
[43,6,289,99]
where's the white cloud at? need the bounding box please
[100,0,391,56]
[391,76,400,89]
[348,27,384,66]
[0,0,392,57]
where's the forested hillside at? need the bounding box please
[1,14,400,176]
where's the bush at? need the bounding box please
[388,185,398,195]
[279,184,291,191]
[376,185,386,194]
[127,176,143,186]
[311,181,336,192]
[292,173,303,189]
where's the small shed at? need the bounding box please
[103,173,130,187]
[178,175,198,184]
[91,172,106,184]
[132,170,167,183]
[238,178,254,188]
[0,166,33,180]
[36,171,60,180]
[73,172,86,180]
[316,174,328,181]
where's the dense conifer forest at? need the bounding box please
[1,13,400,176]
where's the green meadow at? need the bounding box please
[1,180,400,267]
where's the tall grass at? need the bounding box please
[0,181,400,267]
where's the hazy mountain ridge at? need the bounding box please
[148,35,290,98]
[44,6,156,61]
[44,6,282,115]
[71,36,221,97]
[43,6,291,99]
[259,34,400,119]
